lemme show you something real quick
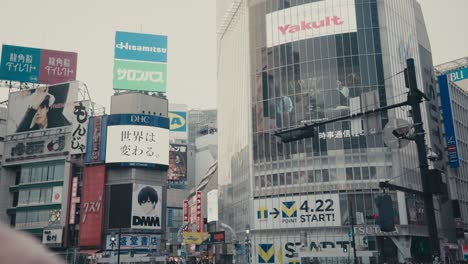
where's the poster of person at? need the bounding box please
[131,184,162,230]
[168,144,187,182]
[6,81,78,135]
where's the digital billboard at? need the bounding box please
[266,0,357,47]
[113,31,168,93]
[109,184,132,229]
[168,144,187,182]
[254,194,341,230]
[0,44,77,84]
[131,184,163,230]
[105,114,169,166]
[6,81,79,135]
[79,165,106,247]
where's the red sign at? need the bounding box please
[79,165,106,247]
[183,200,189,231]
[69,177,80,224]
[39,49,77,84]
[91,116,103,162]
[196,191,203,232]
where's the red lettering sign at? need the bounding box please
[196,191,203,232]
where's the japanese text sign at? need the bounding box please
[183,200,189,231]
[113,59,166,92]
[70,101,89,155]
[196,191,203,232]
[0,44,77,84]
[105,234,159,250]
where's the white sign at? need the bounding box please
[131,184,162,230]
[42,229,63,245]
[105,234,158,250]
[207,190,219,223]
[51,186,62,203]
[106,125,169,165]
[254,194,341,230]
[70,100,90,155]
[266,0,357,47]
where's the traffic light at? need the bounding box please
[375,194,396,232]
[343,245,348,253]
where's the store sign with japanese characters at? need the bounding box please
[70,101,90,155]
[0,44,77,84]
[318,129,364,140]
[42,228,63,245]
[105,234,158,250]
[254,194,341,230]
[105,113,169,166]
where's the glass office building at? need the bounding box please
[218,0,450,263]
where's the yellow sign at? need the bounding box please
[281,201,297,218]
[183,232,209,245]
[169,112,187,131]
[258,244,275,263]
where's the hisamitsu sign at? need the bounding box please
[115,31,167,63]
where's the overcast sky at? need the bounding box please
[0,0,466,112]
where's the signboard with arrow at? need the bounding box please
[253,194,341,230]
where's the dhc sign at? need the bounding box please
[169,111,187,132]
[107,114,169,129]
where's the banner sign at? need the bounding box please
[0,44,77,84]
[207,190,218,223]
[196,191,203,232]
[4,135,69,164]
[168,144,187,182]
[183,232,209,245]
[42,228,63,245]
[210,231,225,243]
[254,194,341,230]
[183,200,189,231]
[6,82,79,135]
[86,115,108,163]
[79,165,106,247]
[131,184,163,230]
[169,111,187,132]
[438,75,460,168]
[70,101,90,155]
[69,177,80,224]
[113,31,167,93]
[266,0,357,47]
[447,67,468,82]
[105,234,158,250]
[107,113,169,128]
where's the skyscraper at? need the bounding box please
[217,0,452,262]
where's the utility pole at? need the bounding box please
[349,200,358,264]
[406,58,440,257]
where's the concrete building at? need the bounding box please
[217,0,453,263]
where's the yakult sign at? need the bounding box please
[266,0,357,47]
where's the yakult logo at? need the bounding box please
[277,16,344,35]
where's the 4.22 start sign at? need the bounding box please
[254,194,341,230]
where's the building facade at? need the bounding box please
[217,0,451,263]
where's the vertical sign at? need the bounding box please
[69,177,80,224]
[207,190,218,223]
[438,75,460,168]
[196,191,203,232]
[183,200,189,231]
[91,116,102,162]
[70,101,89,155]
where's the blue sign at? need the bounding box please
[447,67,468,82]
[86,115,108,163]
[0,44,41,83]
[107,114,169,129]
[115,31,167,63]
[438,75,460,168]
[169,111,187,132]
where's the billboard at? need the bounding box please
[266,0,357,47]
[113,31,167,92]
[169,111,187,132]
[207,190,218,223]
[109,184,132,229]
[438,75,460,168]
[6,81,79,135]
[85,115,108,163]
[254,194,341,230]
[79,165,106,247]
[0,44,77,84]
[168,144,187,181]
[105,234,159,250]
[183,232,210,245]
[131,184,163,230]
[105,114,169,166]
[4,134,69,164]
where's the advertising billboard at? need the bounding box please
[70,100,90,155]
[266,0,357,47]
[79,165,106,247]
[105,114,169,166]
[438,75,460,168]
[113,31,168,93]
[85,115,108,163]
[0,44,77,84]
[6,81,79,135]
[169,111,187,132]
[207,189,218,223]
[254,194,341,230]
[4,134,69,165]
[131,184,163,230]
[168,144,187,181]
[109,184,132,229]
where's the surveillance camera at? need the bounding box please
[427,151,439,162]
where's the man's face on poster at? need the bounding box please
[33,104,49,128]
[140,198,156,215]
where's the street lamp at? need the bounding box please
[110,233,116,262]
[245,224,251,264]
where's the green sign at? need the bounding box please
[113,59,167,92]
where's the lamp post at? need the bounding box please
[245,224,251,264]
[110,233,116,263]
